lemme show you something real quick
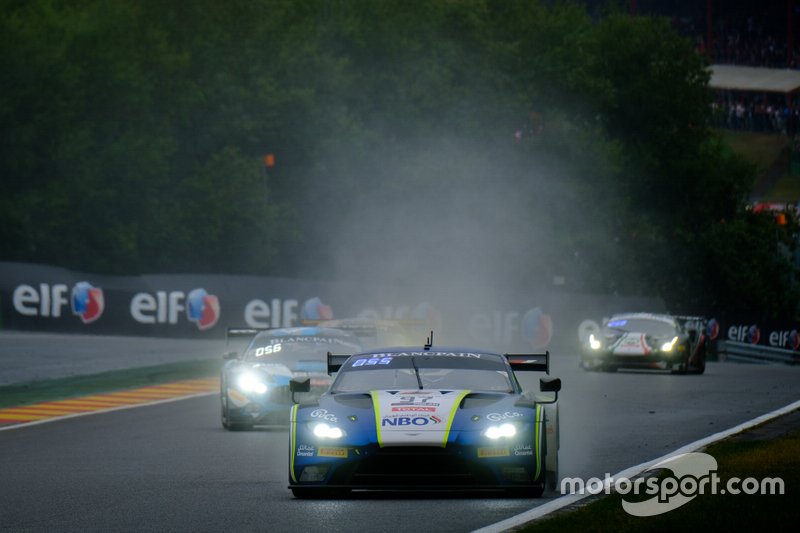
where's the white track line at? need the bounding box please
[0,391,217,432]
[473,398,800,533]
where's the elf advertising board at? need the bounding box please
[0,262,662,351]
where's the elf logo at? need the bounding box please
[13,282,104,323]
[130,288,219,330]
[71,282,105,323]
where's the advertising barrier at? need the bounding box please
[0,261,664,353]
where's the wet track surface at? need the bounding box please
[0,336,799,532]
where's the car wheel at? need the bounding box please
[221,403,230,429]
[221,400,252,431]
[291,487,315,499]
[672,355,688,374]
[690,348,706,375]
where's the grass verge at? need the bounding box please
[0,359,222,408]
[524,415,798,531]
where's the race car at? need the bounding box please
[220,326,363,430]
[580,313,707,374]
[287,339,561,498]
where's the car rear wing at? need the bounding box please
[327,352,351,375]
[225,327,269,341]
[223,327,270,359]
[504,351,550,375]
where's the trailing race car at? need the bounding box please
[580,313,707,374]
[220,326,363,430]
[287,338,561,498]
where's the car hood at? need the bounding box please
[604,331,682,355]
[304,389,530,447]
[608,331,654,355]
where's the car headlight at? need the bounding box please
[312,423,345,439]
[660,336,679,352]
[589,333,602,350]
[236,372,268,394]
[484,423,517,440]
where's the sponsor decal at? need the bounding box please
[317,447,347,458]
[70,282,105,323]
[391,406,436,412]
[13,282,104,323]
[300,297,333,322]
[478,447,510,458]
[522,307,553,349]
[381,415,443,427]
[365,352,483,358]
[130,288,220,329]
[468,307,552,347]
[296,444,315,457]
[267,336,357,345]
[244,298,299,328]
[768,329,800,350]
[727,324,761,344]
[514,444,533,456]
[310,409,338,423]
[612,333,650,355]
[186,288,220,330]
[487,412,523,422]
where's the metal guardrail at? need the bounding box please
[718,340,800,365]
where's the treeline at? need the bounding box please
[1,0,797,320]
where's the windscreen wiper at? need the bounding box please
[410,356,423,390]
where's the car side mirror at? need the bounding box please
[540,377,561,393]
[290,378,311,404]
[223,351,239,360]
[537,377,561,404]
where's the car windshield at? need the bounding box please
[331,352,514,393]
[605,318,677,337]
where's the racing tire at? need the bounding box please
[671,357,688,375]
[689,349,706,375]
[221,401,252,431]
[291,487,316,499]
